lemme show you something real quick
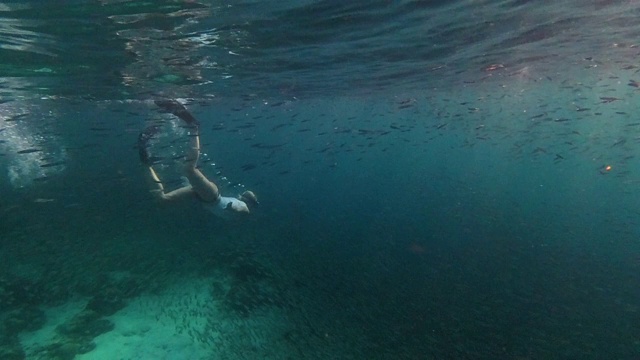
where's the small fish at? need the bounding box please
[251,143,285,149]
[598,165,612,175]
[484,63,504,72]
[271,124,288,131]
[147,156,164,164]
[600,97,621,103]
[17,148,42,154]
[612,139,626,147]
[33,198,55,203]
[5,113,28,122]
[40,161,66,168]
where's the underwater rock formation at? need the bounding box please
[0,333,25,360]
[2,306,46,333]
[56,309,114,339]
[84,288,126,316]
[0,277,46,310]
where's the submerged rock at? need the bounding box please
[84,288,126,316]
[0,334,25,360]
[55,309,114,339]
[2,306,46,333]
[0,277,46,310]
[38,308,112,360]
[33,339,95,360]
[0,346,25,360]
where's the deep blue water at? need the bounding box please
[1,1,639,359]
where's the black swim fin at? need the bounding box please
[138,125,160,165]
[154,99,199,126]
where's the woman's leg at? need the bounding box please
[182,125,220,203]
[139,125,195,202]
[155,99,221,202]
[146,165,195,201]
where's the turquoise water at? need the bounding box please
[1,1,639,359]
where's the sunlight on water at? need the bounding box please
[0,101,67,188]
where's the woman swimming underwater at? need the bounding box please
[138,99,258,217]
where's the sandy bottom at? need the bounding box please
[77,278,214,360]
[20,300,88,356]
[19,274,293,360]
